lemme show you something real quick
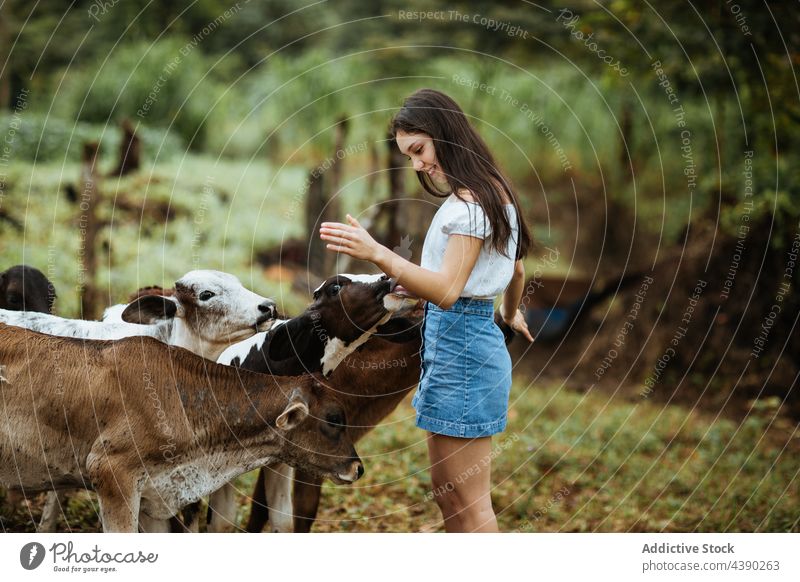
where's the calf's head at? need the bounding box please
[120,270,276,358]
[267,273,415,376]
[0,265,57,313]
[275,383,363,484]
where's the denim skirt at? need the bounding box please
[412,297,512,438]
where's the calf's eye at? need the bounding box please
[326,412,344,426]
[199,291,215,301]
[330,284,341,295]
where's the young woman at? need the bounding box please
[319,88,534,532]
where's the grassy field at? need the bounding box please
[5,378,795,533]
[309,381,800,533]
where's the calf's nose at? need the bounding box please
[259,301,277,318]
[376,275,397,293]
[348,454,364,480]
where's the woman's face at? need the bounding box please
[395,130,447,184]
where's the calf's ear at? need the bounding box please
[122,295,182,324]
[276,387,310,431]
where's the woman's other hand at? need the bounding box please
[320,214,384,262]
[504,309,534,343]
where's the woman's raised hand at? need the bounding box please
[320,214,383,262]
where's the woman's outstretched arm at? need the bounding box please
[319,214,481,310]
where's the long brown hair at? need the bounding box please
[389,88,533,260]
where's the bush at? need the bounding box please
[0,113,184,165]
[53,38,227,149]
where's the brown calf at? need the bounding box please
[0,324,361,532]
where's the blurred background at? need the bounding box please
[0,0,798,532]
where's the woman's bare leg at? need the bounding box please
[426,432,499,533]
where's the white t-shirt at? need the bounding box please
[420,194,519,299]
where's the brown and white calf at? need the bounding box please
[195,274,414,531]
[217,274,410,377]
[245,305,514,532]
[0,264,58,520]
[246,305,424,532]
[0,325,361,532]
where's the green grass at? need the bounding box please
[3,380,796,533]
[307,381,799,532]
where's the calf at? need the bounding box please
[203,274,414,531]
[0,270,276,361]
[244,305,512,532]
[0,265,57,313]
[0,325,361,532]
[210,296,508,532]
[218,273,409,377]
[246,306,423,532]
[2,270,276,531]
[0,264,57,522]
